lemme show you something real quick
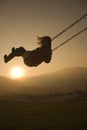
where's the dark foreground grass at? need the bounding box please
[0,101,87,130]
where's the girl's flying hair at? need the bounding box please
[37,36,52,45]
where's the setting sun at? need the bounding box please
[10,66,25,79]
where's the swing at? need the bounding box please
[4,14,87,67]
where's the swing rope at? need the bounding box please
[52,27,87,51]
[52,13,87,41]
[52,13,87,51]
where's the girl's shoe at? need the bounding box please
[12,47,15,52]
[4,55,8,63]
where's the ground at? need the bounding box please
[0,101,87,130]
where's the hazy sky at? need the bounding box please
[0,0,87,78]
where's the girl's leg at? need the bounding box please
[4,47,26,63]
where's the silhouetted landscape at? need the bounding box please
[0,67,87,130]
[0,67,87,102]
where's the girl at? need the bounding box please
[4,36,52,67]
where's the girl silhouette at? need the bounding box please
[4,36,52,67]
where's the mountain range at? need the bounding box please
[0,67,87,102]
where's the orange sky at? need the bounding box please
[0,0,87,78]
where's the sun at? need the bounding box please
[10,66,25,79]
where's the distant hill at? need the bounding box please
[0,67,87,102]
[22,67,87,94]
[0,76,22,95]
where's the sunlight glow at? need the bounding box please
[10,66,25,79]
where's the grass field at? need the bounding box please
[0,101,87,130]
